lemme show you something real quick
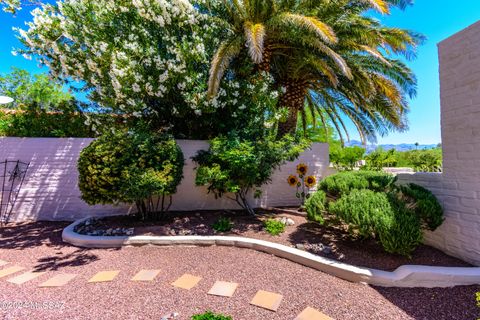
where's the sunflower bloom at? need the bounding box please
[296,163,308,176]
[287,175,298,187]
[304,175,317,188]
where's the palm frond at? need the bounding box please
[361,0,390,14]
[359,45,391,66]
[278,13,337,44]
[244,21,266,63]
[207,37,242,98]
[310,40,352,79]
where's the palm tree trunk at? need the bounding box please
[277,79,307,137]
[258,42,272,73]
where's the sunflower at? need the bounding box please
[304,175,317,188]
[296,163,308,176]
[287,175,298,187]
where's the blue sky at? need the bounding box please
[1,1,480,144]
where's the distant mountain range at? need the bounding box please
[345,140,440,153]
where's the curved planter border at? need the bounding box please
[63,218,480,288]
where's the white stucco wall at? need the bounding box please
[0,137,329,222]
[397,21,480,266]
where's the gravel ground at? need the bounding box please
[81,210,473,271]
[0,222,479,320]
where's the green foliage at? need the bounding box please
[397,183,444,230]
[312,171,444,256]
[330,146,365,171]
[329,189,422,256]
[329,190,394,238]
[0,68,72,111]
[305,190,327,224]
[319,171,396,198]
[363,147,442,172]
[212,217,233,232]
[263,219,286,236]
[192,311,232,320]
[404,149,442,172]
[0,108,93,137]
[378,195,423,256]
[15,0,280,140]
[194,134,310,215]
[77,129,184,218]
[364,148,397,171]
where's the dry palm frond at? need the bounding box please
[311,40,352,79]
[207,37,242,97]
[361,0,390,14]
[244,21,266,63]
[281,13,337,44]
[359,45,391,66]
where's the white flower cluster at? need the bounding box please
[14,0,280,128]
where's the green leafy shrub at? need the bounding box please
[192,311,232,320]
[329,189,423,256]
[364,148,397,171]
[377,196,423,256]
[0,109,94,137]
[212,217,234,232]
[78,129,184,219]
[194,134,309,215]
[405,149,442,172]
[319,171,395,197]
[263,219,286,236]
[305,190,327,224]
[329,190,394,238]
[397,183,444,230]
[330,146,365,171]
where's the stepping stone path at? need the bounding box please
[131,269,161,282]
[208,281,238,297]
[0,266,24,278]
[295,307,334,320]
[7,271,45,285]
[88,270,120,283]
[171,274,202,290]
[39,274,77,287]
[250,290,284,312]
[0,260,334,318]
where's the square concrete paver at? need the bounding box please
[131,270,161,282]
[208,281,238,297]
[7,271,46,285]
[88,271,120,283]
[39,274,77,287]
[250,290,283,312]
[171,274,202,290]
[295,307,333,320]
[0,260,7,267]
[0,266,25,279]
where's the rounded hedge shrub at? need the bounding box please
[398,183,444,230]
[78,130,184,217]
[319,171,396,197]
[329,189,394,238]
[329,189,423,256]
[377,199,423,256]
[305,190,327,224]
[309,171,443,257]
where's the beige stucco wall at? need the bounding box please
[397,21,480,266]
[0,138,329,222]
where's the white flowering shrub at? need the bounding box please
[15,0,280,138]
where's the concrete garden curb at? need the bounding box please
[62,218,480,288]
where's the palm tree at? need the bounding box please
[205,0,422,141]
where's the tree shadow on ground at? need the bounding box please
[0,221,70,250]
[32,248,100,272]
[0,221,119,271]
